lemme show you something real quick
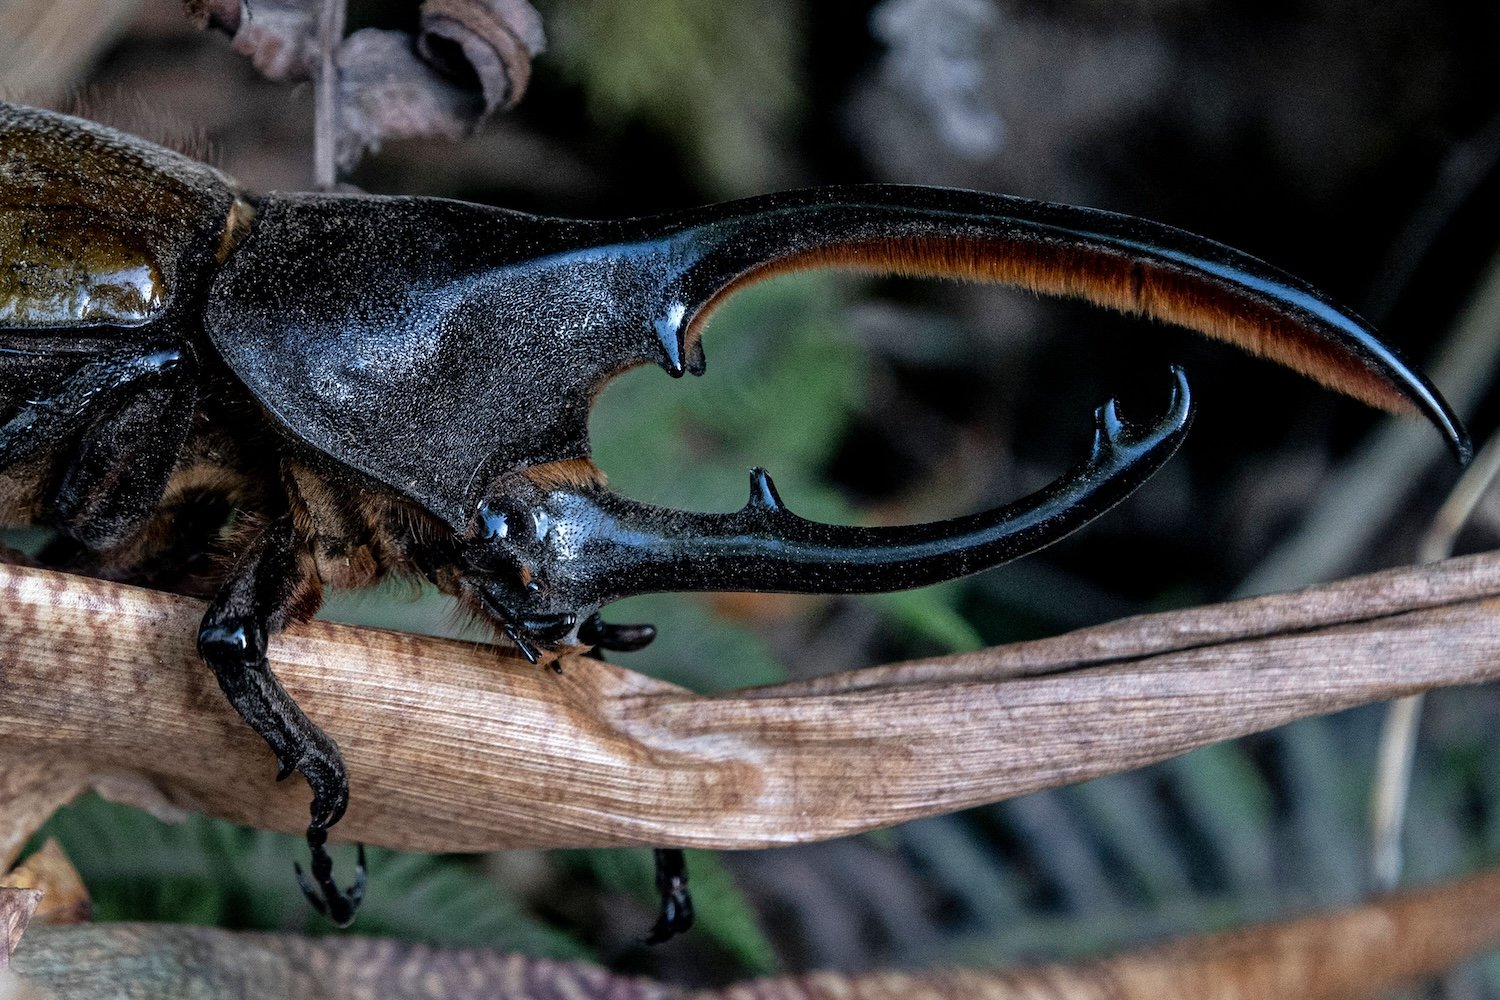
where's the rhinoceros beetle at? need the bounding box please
[0,100,1469,937]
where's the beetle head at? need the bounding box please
[458,475,589,663]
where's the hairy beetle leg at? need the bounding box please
[645,848,694,945]
[197,513,364,924]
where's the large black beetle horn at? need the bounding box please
[470,368,1192,656]
[630,185,1467,460]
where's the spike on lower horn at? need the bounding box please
[746,468,785,512]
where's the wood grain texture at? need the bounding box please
[3,553,1500,857]
[13,865,1500,998]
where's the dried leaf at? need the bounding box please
[0,764,87,874]
[220,0,320,81]
[419,0,546,113]
[334,28,479,169]
[3,553,1500,852]
[2,842,90,926]
[0,889,40,972]
[185,0,545,171]
[11,866,1500,997]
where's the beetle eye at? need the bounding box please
[475,499,510,540]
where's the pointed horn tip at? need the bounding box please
[654,309,691,377]
[1092,366,1194,456]
[746,467,786,512]
[1450,423,1474,467]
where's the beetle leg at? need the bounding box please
[196,513,366,926]
[0,345,187,473]
[46,376,198,552]
[578,613,657,653]
[645,848,694,945]
[0,543,39,567]
[581,639,690,943]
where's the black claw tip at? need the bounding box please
[644,891,695,945]
[293,862,328,917]
[503,624,540,664]
[645,848,694,945]
[295,845,366,928]
[349,845,369,909]
[579,614,658,653]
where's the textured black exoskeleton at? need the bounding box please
[0,101,1469,934]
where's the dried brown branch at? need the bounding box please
[4,551,1500,863]
[12,864,1500,998]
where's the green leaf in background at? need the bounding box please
[869,586,986,653]
[29,796,586,959]
[590,271,863,515]
[538,0,804,195]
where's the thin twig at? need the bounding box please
[312,0,344,190]
[1369,428,1500,890]
[16,864,1500,998]
[1234,242,1500,599]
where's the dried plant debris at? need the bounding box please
[0,890,40,973]
[6,553,1500,855]
[2,842,91,927]
[184,0,544,169]
[12,864,1500,998]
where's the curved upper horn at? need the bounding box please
[617,185,1467,461]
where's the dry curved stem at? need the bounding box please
[4,552,1500,861]
[12,864,1500,998]
[1370,426,1500,890]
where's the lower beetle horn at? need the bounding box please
[539,366,1193,610]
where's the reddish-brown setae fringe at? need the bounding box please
[522,458,608,493]
[683,236,1415,417]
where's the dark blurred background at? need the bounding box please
[8,0,1500,990]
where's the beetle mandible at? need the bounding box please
[0,100,1468,933]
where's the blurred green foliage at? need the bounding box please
[537,0,804,194]
[29,796,584,958]
[562,849,779,974]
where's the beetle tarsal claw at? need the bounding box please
[502,624,540,664]
[294,835,366,928]
[578,614,657,652]
[644,848,694,945]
